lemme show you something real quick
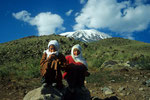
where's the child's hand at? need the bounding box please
[85,71,90,77]
[47,54,56,60]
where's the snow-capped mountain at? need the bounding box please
[59,29,112,42]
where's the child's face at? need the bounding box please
[73,48,80,56]
[49,45,56,52]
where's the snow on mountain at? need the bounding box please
[59,29,112,42]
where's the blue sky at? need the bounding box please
[0,0,150,43]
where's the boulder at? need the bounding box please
[101,87,114,95]
[23,85,63,100]
[100,60,124,71]
[100,60,142,71]
[23,85,91,100]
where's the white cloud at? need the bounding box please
[122,33,135,40]
[73,0,150,38]
[13,10,65,35]
[66,9,73,16]
[80,0,86,4]
[12,10,31,22]
[75,12,79,16]
[135,0,147,5]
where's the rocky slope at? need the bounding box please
[0,68,150,100]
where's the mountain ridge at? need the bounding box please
[59,29,112,42]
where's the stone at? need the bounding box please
[143,95,146,98]
[100,60,118,70]
[104,89,113,95]
[101,87,113,95]
[139,88,144,91]
[108,86,112,89]
[24,85,91,100]
[90,90,93,93]
[23,86,62,100]
[118,87,125,92]
[125,74,129,77]
[119,93,126,96]
[124,61,131,67]
[110,80,115,83]
[144,76,148,79]
[135,77,139,80]
[134,80,138,82]
[146,79,150,87]
[104,60,118,66]
[126,92,130,95]
[84,81,87,84]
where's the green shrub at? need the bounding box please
[86,70,126,86]
[129,55,150,69]
[91,57,106,68]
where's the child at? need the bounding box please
[63,44,90,90]
[40,40,66,89]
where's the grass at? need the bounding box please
[0,58,40,81]
[86,70,126,87]
[84,38,150,69]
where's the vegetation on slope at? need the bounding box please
[0,35,85,81]
[84,38,150,69]
[0,35,150,83]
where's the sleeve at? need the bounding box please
[61,54,67,64]
[59,53,67,70]
[40,53,49,76]
[65,55,69,64]
[40,53,48,66]
[81,64,90,77]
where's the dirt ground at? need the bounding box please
[86,69,150,100]
[0,69,150,100]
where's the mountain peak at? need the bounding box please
[59,29,112,42]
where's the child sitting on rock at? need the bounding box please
[63,44,90,92]
[40,40,66,89]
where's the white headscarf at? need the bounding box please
[44,40,59,58]
[71,44,88,67]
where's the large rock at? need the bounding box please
[23,85,91,100]
[100,60,141,71]
[100,60,124,71]
[23,85,63,100]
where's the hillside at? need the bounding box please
[0,35,150,100]
[0,35,86,80]
[1,35,150,81]
[83,38,150,69]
